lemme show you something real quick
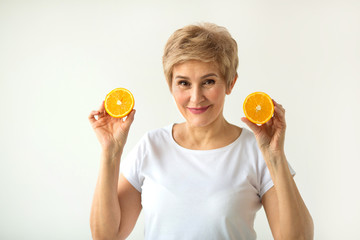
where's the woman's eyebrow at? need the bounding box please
[174,75,189,80]
[201,73,218,79]
[174,73,219,80]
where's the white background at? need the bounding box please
[1,0,359,239]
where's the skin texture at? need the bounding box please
[89,60,314,240]
[170,60,241,150]
[171,60,229,128]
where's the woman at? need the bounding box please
[89,23,314,240]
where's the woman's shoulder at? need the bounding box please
[146,124,172,137]
[140,124,174,144]
[226,124,255,142]
[238,127,253,139]
[129,125,174,154]
[228,126,258,149]
[237,128,263,156]
[243,127,258,140]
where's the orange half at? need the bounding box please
[104,88,135,118]
[243,92,274,124]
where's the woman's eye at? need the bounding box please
[203,79,215,85]
[178,80,190,86]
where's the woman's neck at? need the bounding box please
[173,116,241,150]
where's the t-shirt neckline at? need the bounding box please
[166,123,246,154]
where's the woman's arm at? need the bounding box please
[90,152,141,240]
[90,150,123,240]
[89,103,141,240]
[242,100,314,240]
[261,154,314,240]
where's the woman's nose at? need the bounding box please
[190,86,204,103]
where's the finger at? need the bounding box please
[124,109,136,127]
[274,104,285,120]
[241,117,261,134]
[273,99,280,106]
[272,99,285,116]
[265,116,274,127]
[272,104,287,129]
[273,99,285,112]
[88,110,100,123]
[88,110,100,119]
[98,101,106,113]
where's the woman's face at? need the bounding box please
[171,60,233,128]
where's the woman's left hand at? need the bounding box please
[241,100,287,161]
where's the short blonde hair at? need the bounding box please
[162,22,238,89]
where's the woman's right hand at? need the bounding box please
[88,101,136,156]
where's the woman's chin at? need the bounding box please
[185,119,214,128]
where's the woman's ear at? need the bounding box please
[226,74,238,95]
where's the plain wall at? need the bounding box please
[1,0,359,239]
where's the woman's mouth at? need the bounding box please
[187,106,210,114]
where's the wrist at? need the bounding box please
[270,150,286,161]
[101,148,123,163]
[263,150,286,166]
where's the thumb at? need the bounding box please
[241,117,261,134]
[124,109,136,128]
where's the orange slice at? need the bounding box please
[104,88,134,118]
[243,92,274,124]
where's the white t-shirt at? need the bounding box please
[121,125,295,240]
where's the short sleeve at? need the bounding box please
[120,137,146,193]
[258,152,296,199]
